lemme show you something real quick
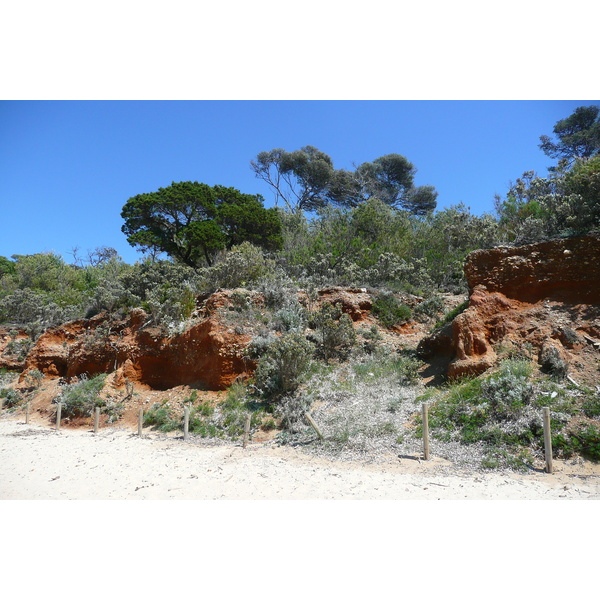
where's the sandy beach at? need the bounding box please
[2,416,600,500]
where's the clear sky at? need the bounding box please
[0,100,596,264]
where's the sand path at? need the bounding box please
[2,417,600,500]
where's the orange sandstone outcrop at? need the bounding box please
[464,235,600,304]
[418,235,600,379]
[22,302,253,391]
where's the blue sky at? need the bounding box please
[0,100,596,264]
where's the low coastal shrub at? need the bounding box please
[433,300,468,330]
[371,293,412,328]
[253,332,314,399]
[308,302,357,360]
[55,374,108,419]
[143,402,180,432]
[0,387,23,408]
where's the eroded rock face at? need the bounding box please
[19,286,423,390]
[315,287,373,321]
[0,327,30,371]
[464,235,600,303]
[22,305,253,391]
[419,235,600,380]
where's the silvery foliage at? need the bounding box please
[285,252,433,291]
[280,358,424,461]
[271,300,307,333]
[412,293,444,322]
[255,270,298,309]
[200,242,276,291]
[0,288,82,338]
[252,332,314,399]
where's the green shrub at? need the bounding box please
[256,271,298,309]
[203,242,276,290]
[23,369,44,391]
[245,330,278,360]
[413,294,444,321]
[371,293,412,328]
[308,302,357,360]
[357,324,383,354]
[427,360,536,448]
[55,374,108,419]
[272,301,307,333]
[569,423,600,460]
[539,345,569,380]
[433,300,468,329]
[0,388,23,408]
[253,332,314,399]
[554,422,600,461]
[186,383,268,439]
[582,390,600,418]
[143,403,180,432]
[479,359,534,419]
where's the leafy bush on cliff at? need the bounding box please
[308,302,357,360]
[200,242,277,290]
[54,374,109,419]
[253,333,314,399]
[423,360,542,468]
[0,288,82,337]
[0,387,23,408]
[371,293,412,328]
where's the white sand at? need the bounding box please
[2,417,600,500]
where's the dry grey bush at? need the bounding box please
[276,356,491,471]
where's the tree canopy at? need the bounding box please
[251,146,437,215]
[539,105,600,165]
[121,181,283,268]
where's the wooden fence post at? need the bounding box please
[183,405,190,441]
[138,407,144,437]
[304,412,324,441]
[94,406,100,434]
[25,401,30,424]
[56,402,62,431]
[543,407,553,474]
[422,403,430,460]
[242,413,251,448]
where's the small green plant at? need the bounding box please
[253,332,314,399]
[371,293,412,328]
[24,369,44,391]
[352,351,422,386]
[55,374,108,419]
[0,388,23,408]
[308,302,357,360]
[554,422,600,461]
[539,345,569,380]
[582,390,600,418]
[413,294,444,321]
[569,423,600,460]
[143,402,180,432]
[357,324,383,353]
[433,300,468,330]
